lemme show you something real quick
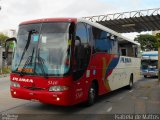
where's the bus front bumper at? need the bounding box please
[141,71,158,77]
[10,86,73,106]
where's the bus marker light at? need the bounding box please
[93,70,96,75]
[86,70,90,78]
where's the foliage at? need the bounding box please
[155,33,160,47]
[0,33,14,48]
[0,67,11,74]
[0,33,9,47]
[134,34,159,51]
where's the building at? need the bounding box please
[0,46,2,69]
[0,29,16,69]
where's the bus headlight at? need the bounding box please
[11,82,20,88]
[49,86,69,92]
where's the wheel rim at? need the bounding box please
[130,80,133,87]
[89,87,95,102]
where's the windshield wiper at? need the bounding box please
[19,48,35,76]
[36,48,48,79]
[16,30,37,71]
[19,56,32,76]
[19,45,48,79]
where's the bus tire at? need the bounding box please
[127,74,133,90]
[87,82,97,106]
[144,75,147,78]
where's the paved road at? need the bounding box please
[0,76,160,119]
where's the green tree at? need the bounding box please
[134,34,158,51]
[155,33,160,47]
[0,33,9,48]
[0,33,14,48]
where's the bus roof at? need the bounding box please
[20,17,140,46]
[142,51,158,56]
[142,51,158,60]
[78,18,140,46]
[20,18,77,25]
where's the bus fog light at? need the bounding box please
[49,86,69,92]
[11,82,20,88]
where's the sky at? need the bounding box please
[0,0,160,39]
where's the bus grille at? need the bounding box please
[23,86,46,91]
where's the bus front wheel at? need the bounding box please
[127,74,133,89]
[144,75,147,78]
[87,83,97,106]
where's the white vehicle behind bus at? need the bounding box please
[141,51,158,78]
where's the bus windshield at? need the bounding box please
[141,60,158,69]
[12,22,71,76]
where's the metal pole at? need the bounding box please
[158,48,160,83]
[0,0,1,11]
[0,42,2,74]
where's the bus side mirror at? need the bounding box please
[4,37,17,59]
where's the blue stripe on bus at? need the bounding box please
[142,54,158,56]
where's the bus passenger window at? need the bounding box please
[92,27,118,54]
[74,36,85,70]
[73,22,91,80]
[74,23,89,70]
